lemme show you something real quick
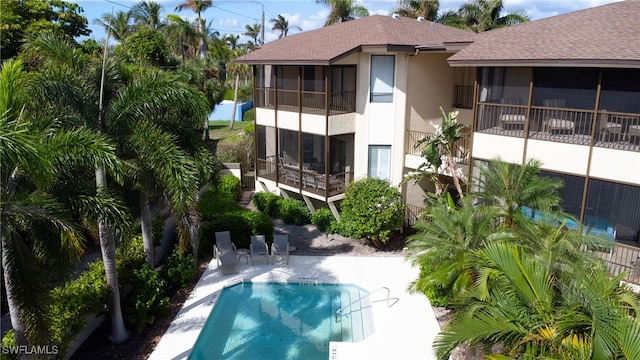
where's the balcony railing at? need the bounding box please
[255,87,356,115]
[406,129,472,165]
[256,158,351,197]
[476,103,640,152]
[453,85,474,109]
[586,242,640,285]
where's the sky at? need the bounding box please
[76,0,623,45]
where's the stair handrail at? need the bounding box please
[335,286,391,322]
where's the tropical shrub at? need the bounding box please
[216,174,242,202]
[124,263,170,334]
[311,208,335,232]
[243,108,254,122]
[336,177,405,248]
[0,331,17,360]
[198,185,240,217]
[252,191,281,217]
[216,136,252,166]
[278,197,310,225]
[47,260,109,357]
[434,242,640,359]
[164,247,196,288]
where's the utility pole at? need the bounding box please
[261,4,265,45]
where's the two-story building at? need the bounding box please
[235,1,639,242]
[235,15,476,219]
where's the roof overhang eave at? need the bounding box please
[234,46,363,66]
[448,58,640,68]
[234,59,332,66]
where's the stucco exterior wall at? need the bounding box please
[406,52,455,133]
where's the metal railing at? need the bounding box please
[587,242,640,285]
[335,287,397,322]
[406,130,471,164]
[254,87,356,115]
[476,102,640,151]
[453,85,474,109]
[405,204,425,228]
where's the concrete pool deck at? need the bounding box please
[149,255,441,360]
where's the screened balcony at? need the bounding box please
[474,67,640,152]
[253,65,356,116]
[256,126,354,198]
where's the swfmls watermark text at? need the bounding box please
[1,345,59,355]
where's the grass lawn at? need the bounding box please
[207,120,253,141]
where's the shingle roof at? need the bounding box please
[234,15,476,65]
[448,0,640,67]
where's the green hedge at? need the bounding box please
[199,210,274,255]
[217,174,242,202]
[251,192,310,225]
[243,108,254,122]
[198,182,241,217]
[278,197,310,225]
[311,208,336,232]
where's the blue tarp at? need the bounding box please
[208,99,254,121]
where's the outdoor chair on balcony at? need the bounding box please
[599,111,625,143]
[542,98,575,135]
[628,124,640,145]
[498,98,526,130]
[302,173,317,190]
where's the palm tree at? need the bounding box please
[434,241,640,359]
[108,71,210,265]
[458,0,528,32]
[406,194,503,304]
[1,59,125,349]
[474,158,563,227]
[391,0,439,21]
[408,107,468,198]
[269,14,302,38]
[21,33,132,343]
[93,11,133,42]
[224,33,240,50]
[435,9,466,29]
[316,0,370,26]
[174,0,213,59]
[243,23,262,49]
[164,14,202,60]
[131,0,164,30]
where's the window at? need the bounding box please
[370,55,394,102]
[368,145,391,181]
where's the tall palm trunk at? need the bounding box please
[229,73,239,130]
[96,169,128,343]
[140,190,155,266]
[2,243,28,352]
[197,17,206,59]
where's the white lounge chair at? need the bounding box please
[214,231,237,266]
[250,235,269,265]
[271,234,290,265]
[218,251,239,275]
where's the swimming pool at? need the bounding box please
[188,281,374,360]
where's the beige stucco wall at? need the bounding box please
[406,52,455,133]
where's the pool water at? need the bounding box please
[188,282,373,360]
